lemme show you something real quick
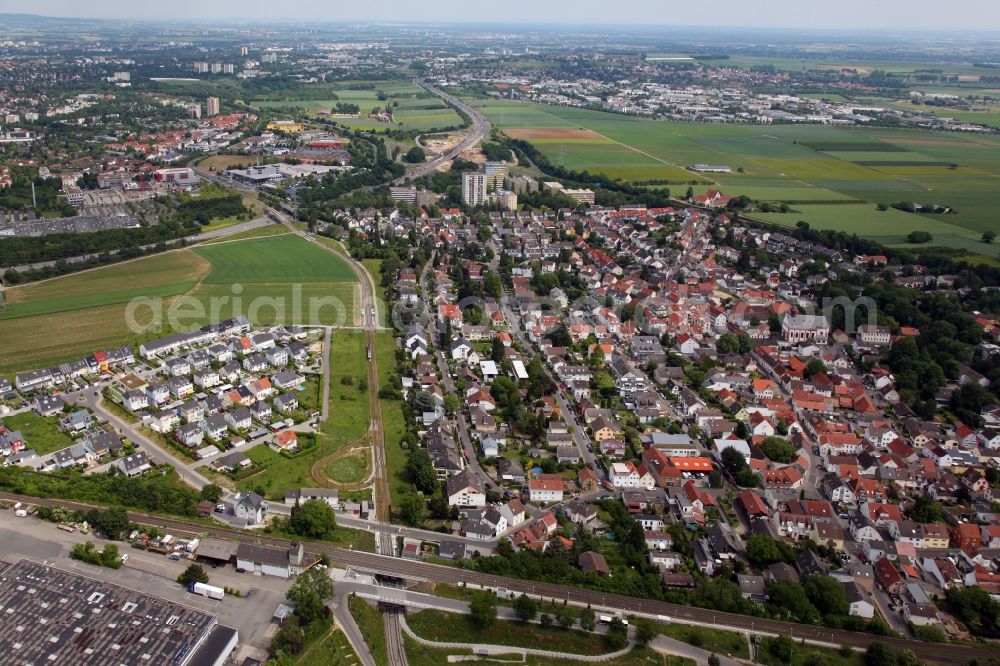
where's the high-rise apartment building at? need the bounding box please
[206,97,220,116]
[462,172,488,207]
[484,160,508,190]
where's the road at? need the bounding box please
[418,254,499,493]
[6,216,273,274]
[3,494,987,666]
[487,241,601,478]
[397,80,491,183]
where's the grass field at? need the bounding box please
[1,412,75,456]
[324,450,370,484]
[237,330,369,500]
[252,81,463,132]
[406,609,611,655]
[473,97,1000,253]
[654,624,749,659]
[404,639,682,666]
[193,235,356,283]
[375,331,410,514]
[0,251,209,321]
[349,596,388,666]
[295,627,359,666]
[0,233,360,373]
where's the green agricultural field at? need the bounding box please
[193,234,355,283]
[474,97,1000,253]
[252,81,463,131]
[0,250,209,321]
[1,412,74,456]
[178,282,358,327]
[0,233,360,374]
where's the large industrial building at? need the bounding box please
[0,559,238,666]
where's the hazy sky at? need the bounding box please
[3,0,1000,31]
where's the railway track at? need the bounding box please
[272,209,406,664]
[3,492,997,666]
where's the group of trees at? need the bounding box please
[270,567,336,662]
[70,541,122,569]
[758,437,797,464]
[0,467,203,517]
[285,499,338,539]
[719,446,760,487]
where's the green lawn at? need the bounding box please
[756,637,863,666]
[325,450,370,484]
[295,628,359,666]
[236,330,370,501]
[1,412,75,456]
[178,282,359,327]
[655,624,749,659]
[193,234,356,283]
[406,609,610,655]
[348,596,388,666]
[405,639,687,666]
[375,331,411,515]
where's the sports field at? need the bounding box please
[252,81,463,131]
[0,234,359,374]
[473,98,1000,252]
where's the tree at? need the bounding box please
[406,448,438,494]
[906,231,933,244]
[579,608,596,631]
[556,606,575,629]
[944,585,1000,635]
[907,494,943,524]
[759,437,797,464]
[288,499,338,539]
[404,147,426,164]
[708,655,721,666]
[199,484,223,502]
[764,635,796,663]
[635,620,656,646]
[86,507,130,540]
[271,621,306,656]
[767,580,819,624]
[286,567,334,624]
[865,642,897,666]
[470,592,498,629]
[513,593,538,622]
[605,617,629,649]
[746,534,793,567]
[720,446,747,476]
[805,358,827,379]
[178,564,210,587]
[983,230,996,244]
[399,493,426,526]
[804,574,849,617]
[101,544,122,568]
[540,613,553,628]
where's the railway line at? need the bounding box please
[2,492,996,666]
[269,207,406,664]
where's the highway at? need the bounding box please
[397,80,491,183]
[2,492,993,666]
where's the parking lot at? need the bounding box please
[0,509,290,664]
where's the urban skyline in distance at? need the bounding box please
[7,0,1000,31]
